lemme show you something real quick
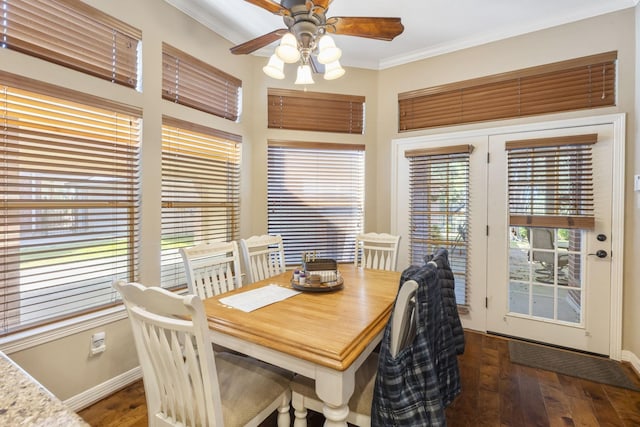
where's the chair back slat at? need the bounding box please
[355,232,401,271]
[180,241,243,298]
[240,234,286,283]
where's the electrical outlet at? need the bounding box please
[90,331,106,356]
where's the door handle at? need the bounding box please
[588,250,607,258]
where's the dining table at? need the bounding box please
[202,263,401,427]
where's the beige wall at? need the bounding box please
[376,9,639,356]
[1,0,637,404]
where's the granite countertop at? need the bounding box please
[0,351,89,426]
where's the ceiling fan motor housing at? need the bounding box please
[283,2,327,51]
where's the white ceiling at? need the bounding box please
[165,0,637,70]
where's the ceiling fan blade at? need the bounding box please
[326,17,404,41]
[244,0,286,14]
[308,0,332,11]
[230,29,288,55]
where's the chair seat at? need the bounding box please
[291,353,378,424]
[217,352,293,426]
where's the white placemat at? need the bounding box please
[219,284,300,312]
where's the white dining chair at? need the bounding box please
[290,279,419,427]
[180,240,243,298]
[354,232,401,271]
[114,280,292,427]
[239,234,286,283]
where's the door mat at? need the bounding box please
[508,340,640,391]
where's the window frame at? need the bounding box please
[267,140,365,266]
[405,144,472,307]
[1,0,142,89]
[0,70,141,338]
[160,116,242,289]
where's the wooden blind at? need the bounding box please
[267,141,365,265]
[399,51,617,131]
[162,44,242,122]
[268,89,365,134]
[161,116,241,289]
[0,72,141,336]
[506,134,597,229]
[406,144,472,306]
[1,0,141,89]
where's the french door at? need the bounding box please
[486,123,615,355]
[392,115,624,357]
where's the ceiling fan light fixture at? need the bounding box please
[294,64,315,85]
[324,60,345,80]
[275,32,300,63]
[263,54,285,80]
[317,35,342,64]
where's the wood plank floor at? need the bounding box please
[79,331,640,426]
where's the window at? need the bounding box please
[0,72,141,336]
[267,141,365,265]
[268,89,365,134]
[406,144,472,306]
[506,133,597,229]
[162,44,242,121]
[505,134,597,322]
[160,117,241,289]
[1,0,141,89]
[399,51,616,131]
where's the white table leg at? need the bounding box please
[322,403,349,427]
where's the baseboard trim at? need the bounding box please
[621,349,640,378]
[64,366,142,412]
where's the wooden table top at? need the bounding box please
[203,264,401,371]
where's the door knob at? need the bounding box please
[588,250,607,258]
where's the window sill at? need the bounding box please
[0,305,127,355]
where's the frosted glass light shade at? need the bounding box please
[294,64,314,85]
[317,35,342,64]
[263,54,285,79]
[275,33,300,63]
[324,60,345,80]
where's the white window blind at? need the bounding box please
[406,144,472,306]
[161,116,241,289]
[1,0,141,89]
[506,134,597,229]
[267,141,365,265]
[0,72,141,336]
[162,44,242,122]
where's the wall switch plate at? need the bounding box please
[635,175,640,192]
[90,332,106,356]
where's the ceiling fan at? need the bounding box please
[229,0,404,80]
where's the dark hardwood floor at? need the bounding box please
[79,331,640,426]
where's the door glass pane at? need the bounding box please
[508,226,583,324]
[509,281,529,315]
[532,284,554,319]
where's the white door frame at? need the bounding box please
[390,113,625,360]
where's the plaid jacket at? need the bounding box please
[371,261,462,426]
